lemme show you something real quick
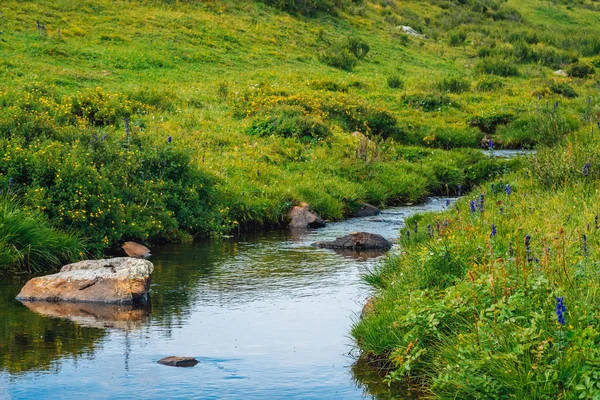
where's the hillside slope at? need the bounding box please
[0,0,597,264]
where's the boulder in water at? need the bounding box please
[288,203,326,229]
[313,232,392,251]
[353,203,380,218]
[121,241,151,258]
[16,258,153,305]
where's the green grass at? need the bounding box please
[0,197,85,273]
[353,126,600,397]
[0,0,599,267]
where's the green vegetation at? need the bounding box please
[1,0,599,273]
[0,197,84,272]
[353,127,600,397]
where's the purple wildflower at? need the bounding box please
[583,163,591,177]
[125,116,130,136]
[555,297,566,326]
[168,136,172,143]
[445,199,450,208]
[491,224,497,237]
[505,184,511,195]
[488,140,494,150]
[470,200,476,213]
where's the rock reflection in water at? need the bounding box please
[20,301,151,331]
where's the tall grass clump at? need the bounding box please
[0,197,84,272]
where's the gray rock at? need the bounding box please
[16,258,154,305]
[353,203,380,218]
[288,203,325,229]
[397,26,425,38]
[158,356,199,367]
[554,69,568,77]
[313,232,392,251]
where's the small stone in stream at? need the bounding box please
[157,356,199,367]
[313,232,392,251]
[121,241,151,258]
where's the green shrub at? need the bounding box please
[567,61,595,78]
[387,75,404,89]
[347,37,370,60]
[438,76,471,93]
[496,107,578,147]
[405,93,455,112]
[320,36,370,71]
[260,0,347,15]
[475,77,504,91]
[469,112,514,134]
[549,81,578,98]
[449,31,467,46]
[320,46,358,71]
[247,105,331,142]
[477,56,519,77]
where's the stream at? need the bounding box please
[0,197,461,400]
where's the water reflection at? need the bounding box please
[20,301,151,331]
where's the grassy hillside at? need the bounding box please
[353,128,600,398]
[0,0,597,267]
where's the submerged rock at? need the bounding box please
[158,356,199,367]
[313,232,392,251]
[121,241,151,258]
[288,203,326,229]
[353,203,380,218]
[16,258,154,305]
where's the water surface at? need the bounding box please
[0,198,453,399]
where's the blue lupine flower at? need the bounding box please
[525,234,532,261]
[583,163,591,177]
[505,184,511,195]
[554,101,559,110]
[445,199,450,208]
[470,200,476,213]
[491,183,495,193]
[556,297,566,326]
[583,234,588,255]
[491,224,497,237]
[478,194,485,213]
[125,116,130,136]
[168,136,172,143]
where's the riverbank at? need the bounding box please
[352,127,600,397]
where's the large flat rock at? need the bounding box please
[16,258,154,305]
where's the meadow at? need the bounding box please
[2,0,600,395]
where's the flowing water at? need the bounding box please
[0,198,456,399]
